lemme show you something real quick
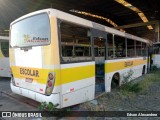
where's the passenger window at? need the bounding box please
[114,35,126,58]
[142,42,147,56]
[136,41,142,56]
[127,39,135,57]
[107,34,114,59]
[94,37,105,57]
[1,42,9,57]
[60,21,92,63]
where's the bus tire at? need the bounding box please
[111,73,120,89]
[142,65,146,75]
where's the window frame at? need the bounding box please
[58,20,93,64]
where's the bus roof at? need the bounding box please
[0,36,9,41]
[11,8,150,44]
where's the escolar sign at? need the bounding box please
[20,68,39,77]
[124,61,133,67]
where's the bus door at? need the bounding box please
[92,29,107,96]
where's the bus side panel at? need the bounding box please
[0,57,10,77]
[62,85,94,108]
[105,57,147,92]
[60,62,95,108]
[153,54,160,68]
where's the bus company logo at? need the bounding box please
[23,34,49,43]
[24,34,30,42]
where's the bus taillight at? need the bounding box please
[45,72,55,96]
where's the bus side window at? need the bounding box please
[62,46,73,57]
[114,35,126,58]
[107,34,114,59]
[142,42,147,56]
[136,41,142,56]
[1,42,9,57]
[127,39,135,57]
[60,21,92,63]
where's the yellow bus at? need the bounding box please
[10,8,149,108]
[0,36,10,77]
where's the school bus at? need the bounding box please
[10,8,149,108]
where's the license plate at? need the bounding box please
[25,78,33,83]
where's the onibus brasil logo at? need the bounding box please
[23,34,49,43]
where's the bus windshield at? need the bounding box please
[11,13,50,47]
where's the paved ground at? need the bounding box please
[0,77,39,111]
[0,77,41,120]
[0,77,11,93]
[0,95,36,111]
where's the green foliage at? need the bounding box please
[150,65,158,72]
[130,83,142,92]
[64,107,71,111]
[38,102,47,111]
[38,101,71,114]
[137,73,159,91]
[38,102,59,111]
[121,69,142,95]
[120,69,160,95]
[122,69,134,84]
[120,83,142,95]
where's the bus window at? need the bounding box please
[94,37,105,57]
[142,42,147,56]
[75,46,84,56]
[114,35,126,58]
[127,39,135,57]
[11,13,50,47]
[107,34,114,59]
[136,41,142,56]
[62,46,73,56]
[84,46,91,56]
[60,21,92,63]
[153,45,159,54]
[1,42,9,57]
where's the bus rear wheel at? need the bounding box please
[142,66,146,75]
[111,73,120,89]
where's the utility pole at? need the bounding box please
[155,21,160,43]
